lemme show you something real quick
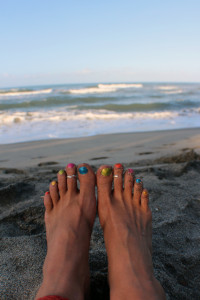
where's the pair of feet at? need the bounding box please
[36,163,165,300]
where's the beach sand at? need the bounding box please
[0,128,200,300]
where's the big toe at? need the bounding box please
[77,163,96,195]
[77,163,96,222]
[96,165,113,198]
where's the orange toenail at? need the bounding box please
[45,191,50,195]
[51,181,56,186]
[115,163,123,169]
[143,190,148,196]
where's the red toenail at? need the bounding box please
[115,163,123,169]
[67,163,75,168]
[45,191,50,195]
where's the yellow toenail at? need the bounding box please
[51,181,56,186]
[101,168,112,176]
[59,169,64,175]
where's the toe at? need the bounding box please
[77,163,95,194]
[44,191,53,212]
[66,163,77,195]
[57,169,67,197]
[96,165,113,194]
[49,180,59,205]
[113,163,124,199]
[141,189,149,212]
[124,168,134,199]
[133,178,143,205]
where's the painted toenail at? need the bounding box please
[45,191,50,195]
[51,181,57,186]
[67,163,75,168]
[143,190,148,195]
[115,163,123,169]
[136,178,142,183]
[128,168,134,174]
[79,166,88,174]
[101,168,112,176]
[59,169,65,175]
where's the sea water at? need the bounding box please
[0,82,200,144]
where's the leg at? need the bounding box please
[35,163,96,300]
[97,164,166,300]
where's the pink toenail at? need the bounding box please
[45,191,50,195]
[128,168,134,174]
[115,163,123,169]
[67,163,75,168]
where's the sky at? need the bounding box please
[0,0,200,87]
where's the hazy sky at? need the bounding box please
[1,0,200,87]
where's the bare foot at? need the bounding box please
[97,164,166,300]
[35,163,96,300]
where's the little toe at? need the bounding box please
[49,180,59,205]
[44,191,53,213]
[66,163,77,195]
[124,168,134,199]
[141,189,150,212]
[57,169,67,197]
[133,178,143,205]
[113,163,124,199]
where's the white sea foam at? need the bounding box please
[0,88,52,97]
[163,89,183,94]
[157,86,178,90]
[0,108,195,126]
[68,83,143,94]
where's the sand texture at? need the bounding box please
[0,128,200,300]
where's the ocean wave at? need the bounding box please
[156,86,178,90]
[0,88,52,97]
[163,89,183,94]
[1,108,199,126]
[68,83,143,94]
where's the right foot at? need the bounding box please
[97,164,166,300]
[36,163,96,300]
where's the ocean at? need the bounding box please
[0,82,200,144]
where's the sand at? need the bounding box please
[0,128,200,300]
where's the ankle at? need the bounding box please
[110,278,165,300]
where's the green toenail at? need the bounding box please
[59,169,64,175]
[101,168,112,176]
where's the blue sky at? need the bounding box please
[0,0,200,87]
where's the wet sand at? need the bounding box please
[0,128,200,300]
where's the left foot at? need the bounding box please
[35,163,96,300]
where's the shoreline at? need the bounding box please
[0,127,200,169]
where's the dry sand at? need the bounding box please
[0,128,200,300]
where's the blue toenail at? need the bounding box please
[79,166,88,175]
[136,178,142,183]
